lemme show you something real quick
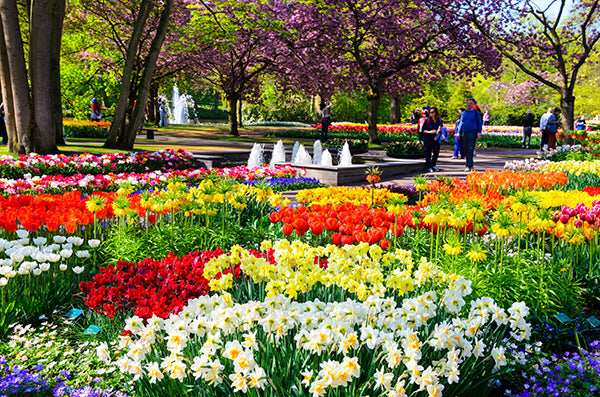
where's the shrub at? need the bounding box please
[63,120,110,139]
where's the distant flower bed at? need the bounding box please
[312,123,542,137]
[0,149,193,179]
[322,138,369,151]
[63,119,111,139]
[0,165,306,196]
[386,140,424,155]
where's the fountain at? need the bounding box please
[294,144,312,164]
[313,140,323,165]
[247,143,264,168]
[171,86,189,124]
[291,142,300,163]
[321,149,333,166]
[338,142,353,166]
[270,140,286,166]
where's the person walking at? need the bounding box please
[457,98,482,172]
[452,108,465,159]
[482,110,490,126]
[90,98,102,122]
[575,116,587,131]
[320,100,332,142]
[540,107,560,150]
[421,106,443,172]
[522,110,534,148]
[159,100,169,127]
[0,103,7,145]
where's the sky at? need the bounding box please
[532,0,573,18]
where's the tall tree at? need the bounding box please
[186,0,286,136]
[287,0,500,144]
[0,0,64,154]
[98,0,173,149]
[465,0,600,136]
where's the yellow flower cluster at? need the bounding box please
[296,186,406,206]
[529,190,595,209]
[204,240,448,300]
[541,160,600,176]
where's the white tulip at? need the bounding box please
[71,237,84,247]
[7,271,16,278]
[0,266,11,276]
[47,254,61,263]
[0,277,7,287]
[53,236,66,244]
[59,264,67,271]
[60,249,73,259]
[33,268,42,276]
[75,250,90,259]
[33,237,47,246]
[49,243,61,252]
[72,266,84,275]
[40,262,50,272]
[10,252,24,264]
[62,243,73,250]
[88,239,101,248]
[16,230,29,239]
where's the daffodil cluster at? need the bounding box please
[100,285,530,397]
[204,240,448,301]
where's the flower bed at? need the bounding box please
[6,151,600,396]
[63,119,111,139]
[0,149,193,179]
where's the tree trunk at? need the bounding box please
[51,0,65,146]
[118,0,172,150]
[0,19,17,152]
[390,95,400,124]
[238,99,243,128]
[0,0,34,154]
[367,92,380,144]
[104,0,152,148]
[30,0,60,154]
[560,93,575,145]
[227,94,239,136]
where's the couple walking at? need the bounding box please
[421,98,482,173]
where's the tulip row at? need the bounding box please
[311,123,541,137]
[0,165,303,196]
[0,149,193,179]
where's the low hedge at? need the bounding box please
[63,120,110,138]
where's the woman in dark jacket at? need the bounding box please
[422,106,443,172]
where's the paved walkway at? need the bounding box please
[136,131,538,186]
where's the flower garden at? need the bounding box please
[2,148,600,396]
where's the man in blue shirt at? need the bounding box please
[457,98,482,172]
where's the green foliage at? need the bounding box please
[386,140,424,155]
[563,172,600,190]
[476,134,541,148]
[322,138,369,151]
[330,92,390,124]
[488,105,547,127]
[243,81,314,123]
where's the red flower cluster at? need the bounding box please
[269,203,400,248]
[0,191,97,233]
[80,249,258,319]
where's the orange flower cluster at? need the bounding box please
[0,192,101,233]
[420,179,505,210]
[466,170,568,192]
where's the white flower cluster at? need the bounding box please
[504,158,550,172]
[100,280,531,396]
[538,144,587,159]
[0,230,100,286]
